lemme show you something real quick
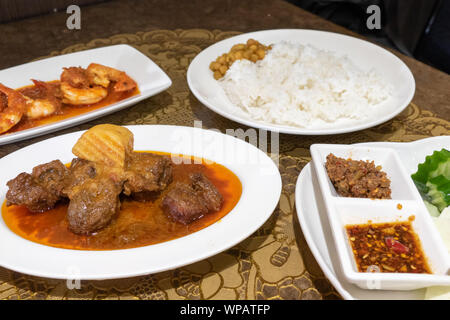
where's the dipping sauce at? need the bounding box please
[325,153,391,199]
[346,219,431,273]
[2,153,242,251]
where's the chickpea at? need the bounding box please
[232,43,245,51]
[210,39,271,79]
[219,65,228,75]
[256,49,265,59]
[209,61,220,71]
[243,49,252,59]
[247,39,258,46]
[217,55,226,64]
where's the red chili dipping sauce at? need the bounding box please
[346,219,431,274]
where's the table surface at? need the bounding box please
[0,0,449,300]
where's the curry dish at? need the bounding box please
[2,153,241,250]
[2,125,242,250]
[0,64,138,135]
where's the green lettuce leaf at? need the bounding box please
[411,148,450,213]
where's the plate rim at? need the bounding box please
[187,28,416,135]
[0,124,282,280]
[295,135,450,300]
[295,162,355,300]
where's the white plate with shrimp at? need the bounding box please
[0,44,172,145]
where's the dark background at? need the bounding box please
[288,0,450,74]
[0,0,449,74]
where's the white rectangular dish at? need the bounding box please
[310,144,450,290]
[0,44,172,145]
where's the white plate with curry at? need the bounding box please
[295,136,450,299]
[0,125,281,280]
[0,45,172,145]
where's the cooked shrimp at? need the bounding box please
[86,63,137,92]
[0,83,26,134]
[22,80,62,119]
[25,98,58,119]
[60,67,90,88]
[60,67,108,105]
[60,82,108,105]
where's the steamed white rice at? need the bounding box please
[219,41,392,128]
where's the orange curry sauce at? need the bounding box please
[2,153,242,250]
[4,80,139,134]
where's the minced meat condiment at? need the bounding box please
[325,153,391,199]
[346,220,431,274]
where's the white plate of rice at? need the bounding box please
[187,29,415,135]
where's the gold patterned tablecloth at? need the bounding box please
[0,29,449,300]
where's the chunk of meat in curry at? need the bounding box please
[5,152,225,235]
